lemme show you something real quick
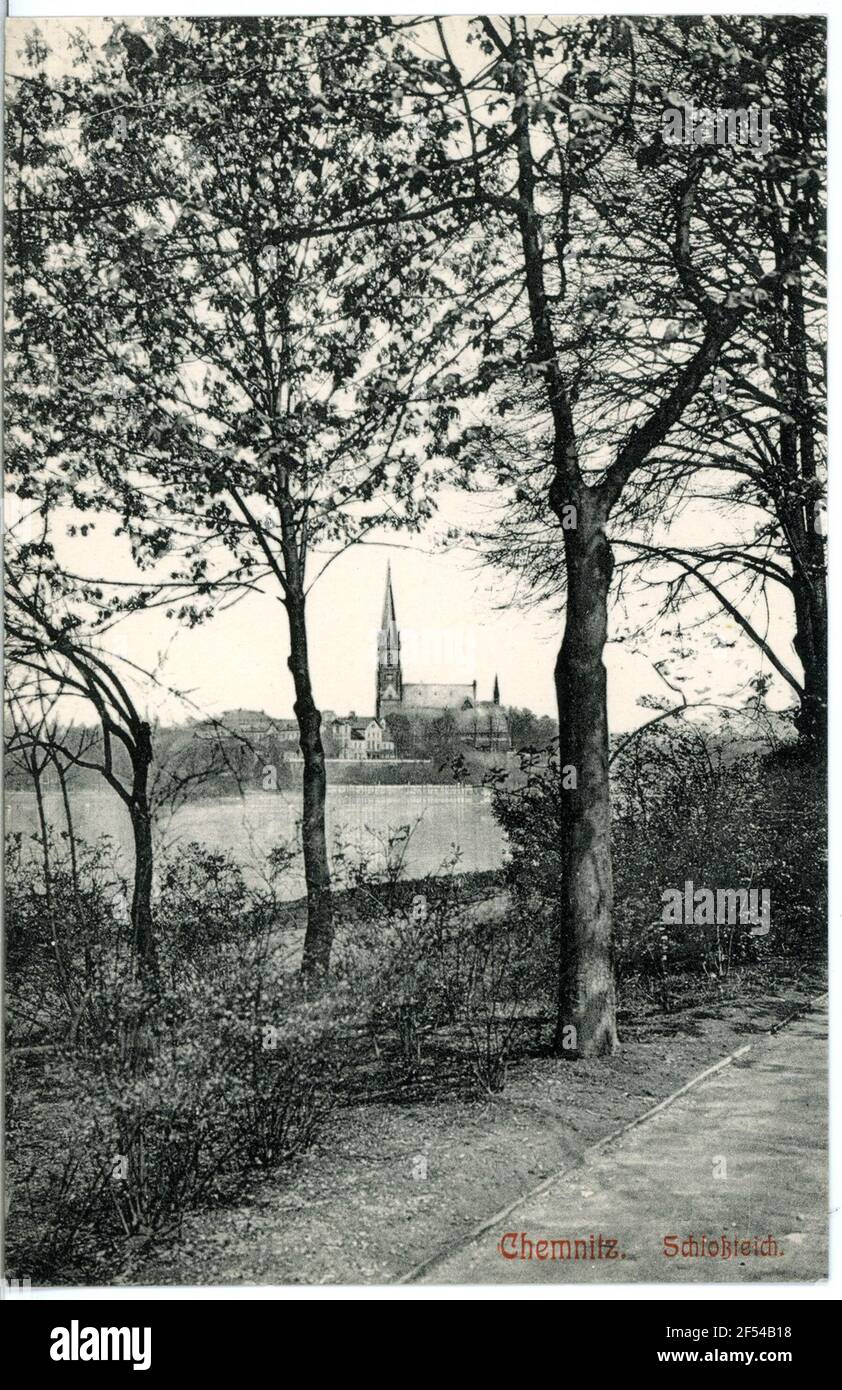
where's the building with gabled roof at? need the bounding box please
[329,713,395,760]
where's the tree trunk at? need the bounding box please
[776,368,826,757]
[774,189,826,756]
[791,566,827,756]
[553,498,618,1057]
[31,757,73,1017]
[56,759,92,1041]
[285,589,334,982]
[129,721,157,980]
[790,269,827,758]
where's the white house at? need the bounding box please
[330,714,395,760]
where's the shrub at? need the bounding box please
[489,722,827,1013]
[333,849,546,1091]
[611,723,826,985]
[5,838,346,1282]
[4,831,129,1049]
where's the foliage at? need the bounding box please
[6,824,538,1280]
[611,724,826,991]
[505,707,559,754]
[5,838,346,1281]
[491,722,827,1007]
[333,839,546,1093]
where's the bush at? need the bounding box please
[5,837,347,1282]
[4,831,130,1049]
[489,722,827,1013]
[333,843,546,1091]
[611,723,826,988]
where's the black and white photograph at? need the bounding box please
[1,6,830,1307]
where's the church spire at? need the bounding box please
[382,560,397,630]
[376,563,402,717]
[493,673,500,705]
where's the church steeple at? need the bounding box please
[493,674,500,705]
[381,562,399,651]
[376,563,402,717]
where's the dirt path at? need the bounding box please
[124,984,824,1287]
[414,1001,827,1284]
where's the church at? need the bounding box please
[375,564,511,754]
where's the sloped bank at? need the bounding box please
[132,970,824,1286]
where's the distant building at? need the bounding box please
[193,709,301,759]
[375,564,510,753]
[188,565,510,764]
[330,713,395,761]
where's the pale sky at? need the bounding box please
[9,481,799,731]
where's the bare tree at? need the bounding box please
[5,552,158,982]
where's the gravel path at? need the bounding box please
[416,1002,828,1284]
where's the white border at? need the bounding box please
[2,0,836,1304]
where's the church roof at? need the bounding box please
[402,682,475,709]
[378,562,400,665]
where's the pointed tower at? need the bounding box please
[493,674,500,705]
[376,563,403,717]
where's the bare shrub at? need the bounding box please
[5,838,346,1281]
